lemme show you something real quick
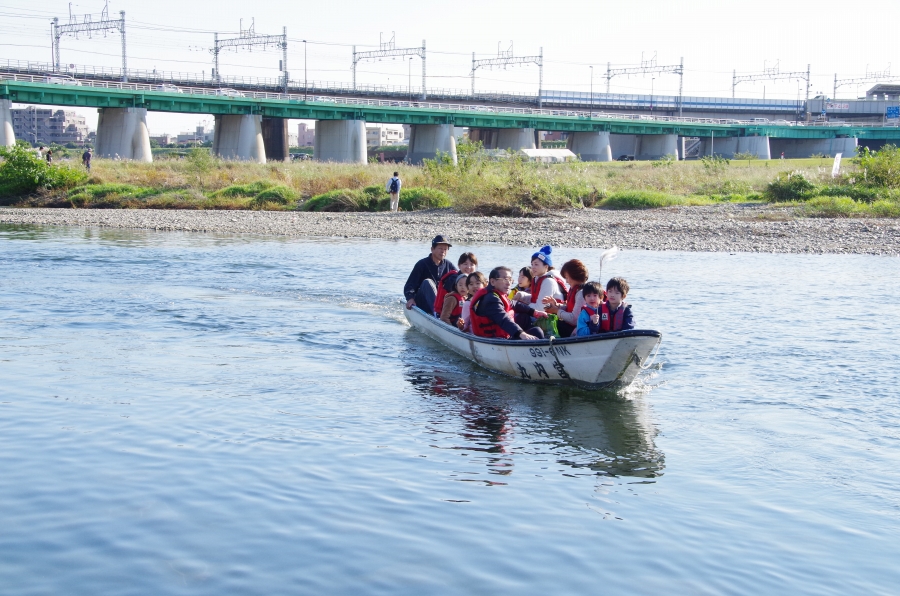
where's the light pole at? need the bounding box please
[303,40,307,101]
[409,57,413,103]
[650,77,655,117]
[589,65,594,119]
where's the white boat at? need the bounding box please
[404,306,662,390]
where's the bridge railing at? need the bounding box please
[3,71,899,129]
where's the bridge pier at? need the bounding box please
[567,131,612,161]
[95,108,152,162]
[496,128,537,151]
[261,117,289,162]
[636,134,679,161]
[314,119,367,163]
[0,99,13,147]
[701,136,771,159]
[407,124,457,165]
[769,137,857,158]
[213,115,266,163]
[468,128,496,148]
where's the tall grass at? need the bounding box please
[5,147,895,216]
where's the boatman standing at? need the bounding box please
[404,235,456,312]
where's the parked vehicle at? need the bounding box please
[43,76,81,86]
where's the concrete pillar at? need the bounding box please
[701,137,738,158]
[736,136,771,159]
[636,134,679,161]
[0,99,13,147]
[314,119,367,164]
[213,114,266,163]
[407,124,457,165]
[261,117,289,162]
[567,131,612,161]
[609,134,637,160]
[769,137,857,158]
[95,107,152,162]
[496,128,536,151]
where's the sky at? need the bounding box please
[2,0,899,135]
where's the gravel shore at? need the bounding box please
[1,205,898,255]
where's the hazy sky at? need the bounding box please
[3,0,899,134]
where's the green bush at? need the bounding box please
[213,180,274,198]
[598,190,690,209]
[799,196,860,217]
[814,184,886,203]
[67,183,159,207]
[0,144,87,199]
[301,188,372,212]
[765,171,816,202]
[399,187,452,210]
[855,145,900,188]
[249,185,298,207]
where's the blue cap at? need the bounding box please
[531,245,553,267]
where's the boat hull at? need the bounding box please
[404,307,661,389]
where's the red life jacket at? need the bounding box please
[470,287,512,339]
[528,272,569,306]
[600,301,626,332]
[564,284,583,313]
[432,269,459,315]
[441,291,464,323]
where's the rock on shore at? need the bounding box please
[1,205,898,255]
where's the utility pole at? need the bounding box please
[605,53,683,115]
[589,65,593,119]
[471,42,543,106]
[51,2,127,81]
[353,33,426,100]
[303,40,307,101]
[212,20,287,91]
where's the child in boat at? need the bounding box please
[542,259,593,337]
[576,278,634,336]
[433,252,479,316]
[439,273,470,328]
[460,271,487,332]
[509,267,533,300]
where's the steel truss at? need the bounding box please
[471,43,543,107]
[213,19,288,93]
[353,33,426,100]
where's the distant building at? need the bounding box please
[366,124,404,148]
[288,132,299,147]
[297,122,315,146]
[176,125,214,145]
[150,134,175,146]
[542,131,568,142]
[11,106,91,146]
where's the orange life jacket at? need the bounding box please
[528,272,569,306]
[470,287,512,339]
[432,269,459,315]
[600,301,626,332]
[442,291,464,324]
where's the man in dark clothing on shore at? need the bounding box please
[472,267,544,341]
[404,235,456,312]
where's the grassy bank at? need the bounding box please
[2,141,899,217]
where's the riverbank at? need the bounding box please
[2,204,897,255]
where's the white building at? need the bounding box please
[366,124,405,148]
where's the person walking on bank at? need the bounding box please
[82,148,92,172]
[404,235,455,312]
[386,171,402,212]
[45,148,52,164]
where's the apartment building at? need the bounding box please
[11,106,91,146]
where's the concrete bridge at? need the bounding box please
[2,74,899,164]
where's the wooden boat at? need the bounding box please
[404,306,662,390]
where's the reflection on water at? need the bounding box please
[402,330,665,481]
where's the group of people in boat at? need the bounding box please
[403,235,634,341]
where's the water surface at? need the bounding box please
[1,225,898,595]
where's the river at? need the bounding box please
[1,224,898,595]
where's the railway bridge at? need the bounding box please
[2,75,899,164]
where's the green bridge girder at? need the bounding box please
[3,81,900,141]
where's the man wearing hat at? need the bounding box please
[404,235,456,311]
